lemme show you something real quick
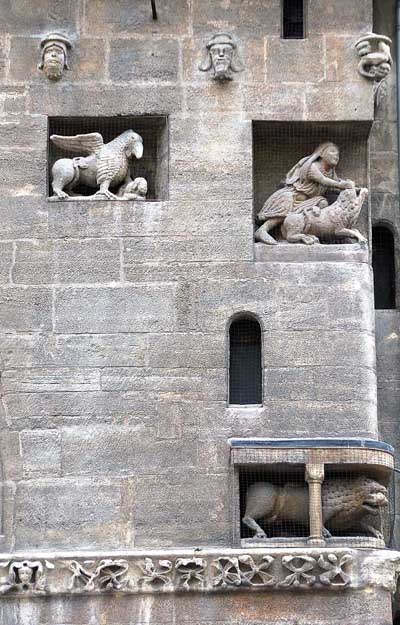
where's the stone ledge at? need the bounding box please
[0,547,398,596]
[254,241,370,263]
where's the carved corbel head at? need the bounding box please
[199,33,244,81]
[354,33,393,81]
[39,33,72,81]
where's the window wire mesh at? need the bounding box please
[372,226,396,309]
[253,121,371,244]
[229,318,262,405]
[240,464,308,539]
[282,0,305,39]
[48,116,168,200]
[239,460,394,545]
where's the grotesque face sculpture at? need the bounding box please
[199,33,243,81]
[39,34,72,81]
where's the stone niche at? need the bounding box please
[252,121,372,244]
[230,438,394,549]
[47,115,169,200]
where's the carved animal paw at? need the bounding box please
[53,190,69,199]
[302,235,319,245]
[95,190,118,200]
[255,531,267,539]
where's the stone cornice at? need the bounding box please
[0,547,398,596]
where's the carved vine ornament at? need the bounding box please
[0,549,398,596]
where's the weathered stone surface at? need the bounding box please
[308,0,372,33]
[123,234,253,264]
[169,117,252,201]
[100,367,226,401]
[192,0,280,37]
[0,198,47,239]
[265,330,375,368]
[28,84,183,116]
[15,478,131,549]
[305,82,374,120]
[4,390,158,429]
[20,430,61,477]
[2,367,101,394]
[146,333,225,368]
[0,1,77,35]
[370,150,398,194]
[325,35,361,82]
[241,83,304,119]
[0,287,52,332]
[54,284,177,333]
[264,365,376,403]
[132,469,231,547]
[0,149,45,197]
[84,0,190,35]
[61,427,197,476]
[0,115,47,148]
[13,239,121,284]
[110,38,179,82]
[266,36,324,83]
[0,332,147,368]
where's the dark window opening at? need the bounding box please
[229,318,262,405]
[282,0,305,39]
[372,226,396,309]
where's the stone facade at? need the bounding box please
[0,0,399,624]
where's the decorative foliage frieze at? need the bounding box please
[0,549,358,596]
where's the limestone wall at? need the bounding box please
[0,0,394,623]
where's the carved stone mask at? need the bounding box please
[39,33,72,81]
[199,33,244,81]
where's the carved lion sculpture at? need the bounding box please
[281,186,368,245]
[243,476,388,540]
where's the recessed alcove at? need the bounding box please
[231,438,394,548]
[253,121,372,244]
[48,116,169,200]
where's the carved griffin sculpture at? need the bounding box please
[50,129,144,200]
[281,186,368,245]
[243,476,388,540]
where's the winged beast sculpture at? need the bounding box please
[50,129,144,200]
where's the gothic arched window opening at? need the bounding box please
[372,225,396,309]
[229,317,262,405]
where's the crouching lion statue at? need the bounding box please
[243,476,388,540]
[281,186,368,245]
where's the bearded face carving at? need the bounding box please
[39,33,72,81]
[199,33,244,81]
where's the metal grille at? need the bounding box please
[229,318,262,405]
[240,464,308,539]
[48,116,169,200]
[372,225,396,309]
[253,121,370,244]
[239,460,393,545]
[282,0,305,39]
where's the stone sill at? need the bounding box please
[254,241,369,263]
[0,546,399,597]
[241,536,385,549]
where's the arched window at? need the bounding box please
[372,225,396,309]
[282,0,305,39]
[229,317,262,405]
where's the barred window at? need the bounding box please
[372,226,396,309]
[229,317,262,405]
[282,0,305,39]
